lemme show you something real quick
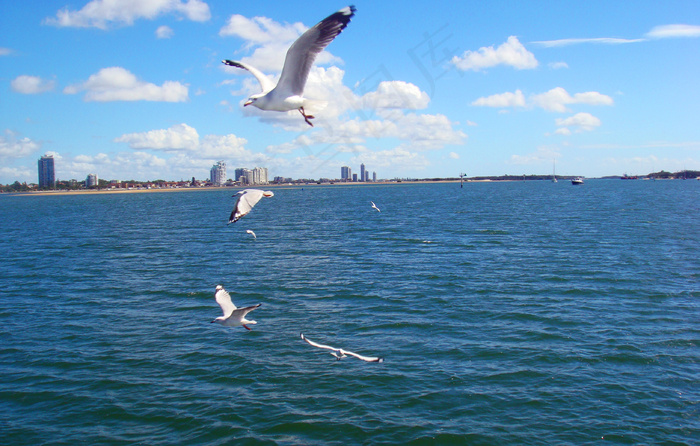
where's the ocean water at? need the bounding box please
[1,180,698,445]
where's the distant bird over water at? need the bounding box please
[228,189,274,224]
[371,201,380,212]
[301,333,383,362]
[222,6,356,126]
[212,285,261,330]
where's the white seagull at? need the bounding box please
[371,201,380,212]
[246,229,257,239]
[229,189,274,224]
[301,333,384,363]
[212,285,261,330]
[222,6,356,126]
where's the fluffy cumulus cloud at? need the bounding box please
[530,87,613,112]
[473,87,613,113]
[115,123,254,160]
[11,75,56,94]
[361,81,430,110]
[555,112,601,134]
[115,123,199,150]
[0,130,41,160]
[646,24,700,39]
[44,0,210,29]
[451,36,538,71]
[64,67,188,102]
[471,89,526,108]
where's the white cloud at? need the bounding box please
[0,130,41,160]
[11,75,56,94]
[555,112,601,132]
[471,89,526,108]
[451,36,538,71]
[361,81,430,110]
[115,123,199,150]
[449,152,460,159]
[219,14,305,44]
[548,62,569,70]
[472,87,612,112]
[156,25,174,39]
[531,37,644,47]
[44,0,210,29]
[115,123,253,160]
[0,47,12,56]
[646,24,700,39]
[64,67,188,102]
[530,87,613,112]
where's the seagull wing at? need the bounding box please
[229,304,261,321]
[301,333,340,352]
[215,288,236,317]
[276,6,356,97]
[341,349,384,363]
[229,189,265,224]
[222,60,276,93]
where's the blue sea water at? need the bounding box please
[0,180,698,445]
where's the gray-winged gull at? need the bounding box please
[301,333,383,362]
[212,285,261,330]
[222,6,356,126]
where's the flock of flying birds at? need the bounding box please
[211,6,383,363]
[212,189,383,363]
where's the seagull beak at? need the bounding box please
[244,99,253,106]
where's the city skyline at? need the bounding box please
[2,1,698,184]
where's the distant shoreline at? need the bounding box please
[4,179,489,197]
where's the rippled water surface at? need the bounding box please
[1,180,698,444]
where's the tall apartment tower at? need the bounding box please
[341,166,351,181]
[86,173,99,188]
[360,163,366,182]
[210,160,227,186]
[38,154,55,189]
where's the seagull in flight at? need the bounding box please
[301,333,383,362]
[212,285,261,330]
[229,189,274,224]
[222,6,356,126]
[371,201,380,212]
[246,229,257,239]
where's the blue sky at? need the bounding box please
[1,0,699,183]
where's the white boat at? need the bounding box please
[552,160,557,183]
[571,177,584,185]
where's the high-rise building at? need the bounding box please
[341,166,351,181]
[210,160,227,186]
[360,163,366,182]
[373,171,377,182]
[253,167,268,185]
[38,154,55,189]
[235,167,268,185]
[86,173,98,188]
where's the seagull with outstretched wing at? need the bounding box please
[228,189,274,224]
[301,333,383,362]
[223,6,356,126]
[211,285,261,330]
